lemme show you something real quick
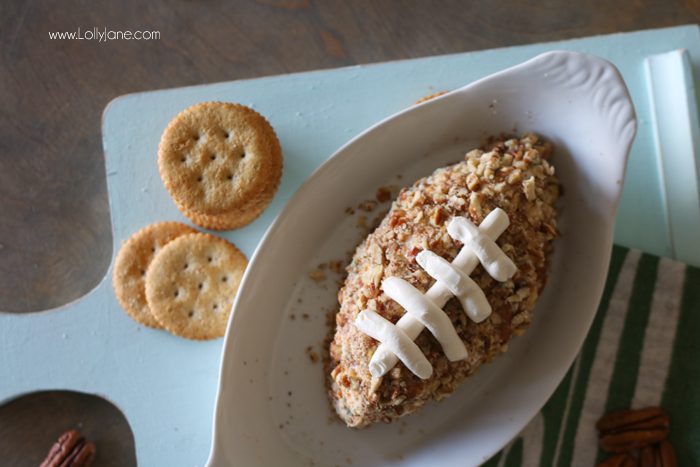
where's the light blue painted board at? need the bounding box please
[645,49,700,266]
[1,25,699,467]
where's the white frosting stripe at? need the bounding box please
[447,214,516,282]
[382,277,468,361]
[416,250,492,323]
[355,310,433,380]
[367,208,510,378]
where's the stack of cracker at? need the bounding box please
[113,222,247,340]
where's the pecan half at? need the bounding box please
[657,440,678,467]
[639,440,678,467]
[600,427,669,454]
[597,453,637,467]
[40,429,96,467]
[596,407,669,435]
[640,444,657,467]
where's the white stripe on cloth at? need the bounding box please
[497,412,544,467]
[631,257,685,408]
[571,250,641,467]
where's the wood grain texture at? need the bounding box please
[1,1,698,314]
[0,0,698,464]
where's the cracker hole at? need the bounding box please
[226,173,233,180]
[240,152,246,159]
[140,269,146,276]
[180,157,186,163]
[210,154,217,161]
[188,310,194,318]
[174,289,179,298]
[193,134,200,141]
[151,247,156,253]
[183,263,189,270]
[198,283,203,290]
[212,303,218,310]
[207,256,213,263]
[222,276,228,282]
[224,130,230,138]
[197,176,203,182]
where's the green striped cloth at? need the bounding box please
[484,246,700,466]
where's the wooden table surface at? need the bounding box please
[1,1,698,465]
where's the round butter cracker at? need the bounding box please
[157,102,283,230]
[112,222,197,328]
[144,233,247,340]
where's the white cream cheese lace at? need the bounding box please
[354,207,516,379]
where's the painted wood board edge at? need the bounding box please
[645,49,700,267]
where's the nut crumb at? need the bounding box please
[523,176,536,201]
[358,200,378,212]
[376,187,393,203]
[356,215,367,229]
[309,270,326,282]
[328,260,344,274]
[414,90,448,105]
[306,346,320,363]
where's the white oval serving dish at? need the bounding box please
[207,51,636,467]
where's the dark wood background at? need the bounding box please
[1,0,698,465]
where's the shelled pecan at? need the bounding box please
[640,444,657,467]
[39,429,96,467]
[656,440,678,467]
[639,440,678,467]
[599,426,669,453]
[596,406,677,467]
[597,407,669,435]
